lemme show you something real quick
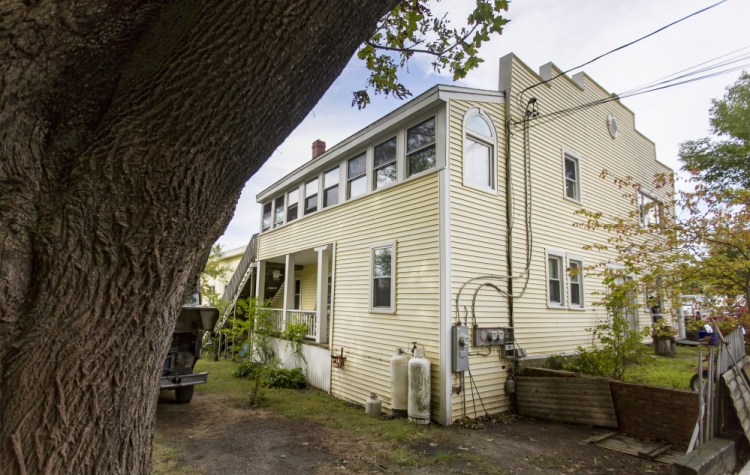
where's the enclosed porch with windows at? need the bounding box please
[256,244,333,344]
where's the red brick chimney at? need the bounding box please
[312,139,326,160]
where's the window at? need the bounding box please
[464,109,495,190]
[564,153,581,201]
[407,117,436,176]
[373,137,397,189]
[547,253,564,306]
[293,279,301,310]
[262,202,272,231]
[639,192,660,228]
[287,189,299,222]
[347,153,366,199]
[371,243,395,312]
[304,178,318,215]
[568,259,584,308]
[273,196,284,228]
[323,167,339,208]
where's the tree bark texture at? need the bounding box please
[0,1,395,472]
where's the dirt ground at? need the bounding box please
[155,389,671,474]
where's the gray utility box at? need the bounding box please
[452,325,470,372]
[473,326,513,346]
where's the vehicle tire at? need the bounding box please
[175,385,194,403]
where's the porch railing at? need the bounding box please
[258,308,317,340]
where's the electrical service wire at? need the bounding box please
[515,0,730,107]
[522,49,750,132]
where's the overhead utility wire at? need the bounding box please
[516,0,729,105]
[525,57,750,131]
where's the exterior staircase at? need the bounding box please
[219,233,258,326]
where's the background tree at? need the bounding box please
[200,244,230,311]
[680,72,750,190]
[0,1,508,473]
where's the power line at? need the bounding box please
[516,0,730,104]
[523,52,750,131]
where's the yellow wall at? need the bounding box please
[502,55,671,361]
[258,173,441,413]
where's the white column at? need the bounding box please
[255,260,266,302]
[283,253,295,331]
[314,245,330,344]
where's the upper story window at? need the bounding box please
[564,153,581,202]
[262,202,272,231]
[273,196,285,228]
[407,117,436,177]
[305,178,318,215]
[287,189,299,222]
[639,192,661,228]
[347,153,366,199]
[371,242,395,312]
[373,137,397,190]
[464,109,495,191]
[323,167,339,208]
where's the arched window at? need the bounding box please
[463,108,496,191]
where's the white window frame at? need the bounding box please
[406,116,437,178]
[567,256,585,309]
[546,250,566,308]
[462,107,497,193]
[561,148,582,203]
[369,241,396,314]
[304,177,319,216]
[272,195,285,228]
[323,166,340,208]
[346,152,367,200]
[261,201,272,232]
[638,192,661,228]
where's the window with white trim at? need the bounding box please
[638,192,661,228]
[564,153,581,201]
[464,109,495,190]
[304,178,318,215]
[547,253,564,306]
[373,137,397,190]
[407,117,436,177]
[273,196,284,228]
[287,189,299,222]
[568,259,584,308]
[371,243,395,312]
[262,202,272,231]
[293,279,301,310]
[323,167,339,208]
[347,153,366,199]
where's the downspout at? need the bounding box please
[504,91,515,330]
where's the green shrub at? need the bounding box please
[263,367,307,389]
[232,359,262,378]
[543,354,567,370]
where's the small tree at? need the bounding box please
[200,244,231,311]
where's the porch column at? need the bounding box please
[314,245,330,344]
[282,253,295,331]
[255,260,266,302]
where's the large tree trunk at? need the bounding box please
[0,1,394,472]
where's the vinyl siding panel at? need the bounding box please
[258,173,441,414]
[501,55,672,360]
[448,99,512,420]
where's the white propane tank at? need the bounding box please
[408,347,431,425]
[365,393,381,417]
[390,348,410,417]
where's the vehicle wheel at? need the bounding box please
[175,385,194,403]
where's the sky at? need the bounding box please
[217,0,750,251]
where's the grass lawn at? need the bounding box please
[624,344,702,390]
[191,359,461,469]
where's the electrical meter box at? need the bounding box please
[473,326,513,347]
[452,325,470,372]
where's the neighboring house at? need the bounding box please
[223,53,673,425]
[202,244,248,300]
